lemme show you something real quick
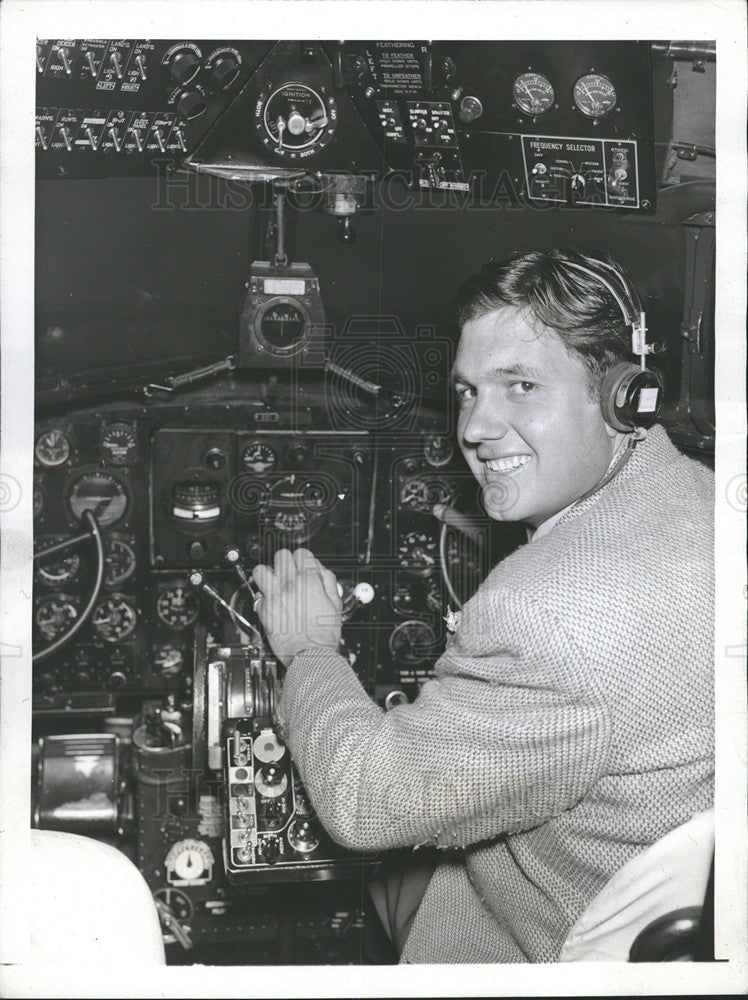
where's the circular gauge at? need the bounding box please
[573,73,617,118]
[92,594,137,642]
[100,422,138,465]
[255,299,310,357]
[400,476,454,513]
[259,82,337,157]
[153,887,193,925]
[68,471,128,527]
[388,620,437,665]
[262,474,327,538]
[34,481,44,519]
[154,644,185,677]
[424,435,454,468]
[512,71,555,116]
[104,539,136,586]
[165,838,214,884]
[35,428,70,467]
[35,536,81,587]
[156,585,200,629]
[35,594,79,641]
[172,479,221,522]
[241,441,277,473]
[397,529,438,575]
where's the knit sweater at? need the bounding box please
[278,425,714,962]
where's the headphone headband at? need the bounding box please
[561,256,662,430]
[562,258,652,371]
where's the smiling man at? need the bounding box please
[252,250,714,963]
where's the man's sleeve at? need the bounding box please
[277,584,612,852]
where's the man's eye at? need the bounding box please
[454,385,475,401]
[508,381,535,397]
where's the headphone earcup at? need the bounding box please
[600,362,664,431]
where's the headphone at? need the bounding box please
[563,258,664,432]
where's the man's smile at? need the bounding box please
[482,454,532,473]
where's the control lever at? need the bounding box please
[155,898,193,951]
[188,569,260,638]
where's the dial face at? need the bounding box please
[263,474,327,538]
[165,839,214,885]
[259,82,337,157]
[92,594,137,642]
[513,72,555,116]
[172,479,221,521]
[100,422,138,465]
[424,435,454,468]
[400,475,454,513]
[35,536,81,586]
[573,73,617,118]
[156,586,200,629]
[35,594,79,641]
[154,644,185,677]
[241,441,277,473]
[397,529,438,575]
[104,539,136,586]
[388,620,437,665]
[68,471,128,527]
[257,301,308,355]
[35,428,70,467]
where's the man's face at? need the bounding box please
[453,306,619,527]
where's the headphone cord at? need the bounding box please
[569,427,646,510]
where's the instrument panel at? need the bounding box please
[36,39,662,210]
[32,371,525,713]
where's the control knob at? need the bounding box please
[211,53,240,89]
[170,49,201,85]
[176,89,207,121]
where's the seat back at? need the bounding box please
[559,809,714,962]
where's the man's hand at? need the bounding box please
[252,548,343,667]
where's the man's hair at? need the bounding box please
[453,249,637,390]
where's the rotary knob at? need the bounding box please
[211,53,240,89]
[170,49,201,85]
[286,111,307,136]
[176,89,207,121]
[261,762,282,786]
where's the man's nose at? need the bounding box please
[460,393,510,444]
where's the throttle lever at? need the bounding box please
[155,899,193,951]
[188,570,258,634]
